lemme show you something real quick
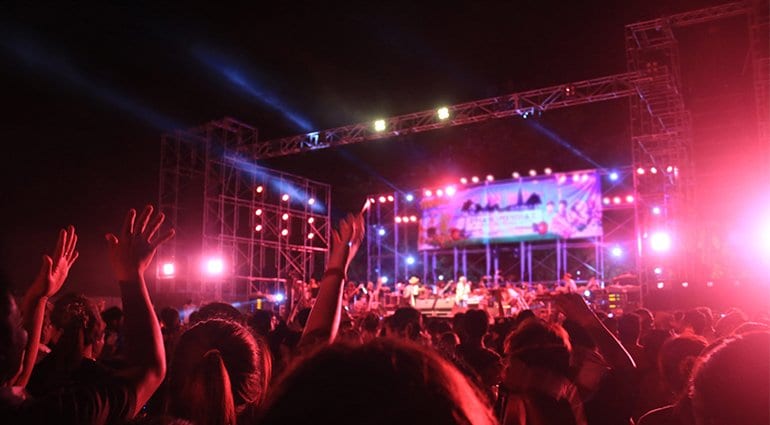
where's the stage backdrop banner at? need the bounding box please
[418,170,603,250]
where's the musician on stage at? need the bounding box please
[455,275,471,307]
[405,276,421,307]
[555,272,578,294]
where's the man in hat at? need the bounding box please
[405,276,421,307]
[556,272,578,294]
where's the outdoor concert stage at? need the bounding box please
[151,2,768,313]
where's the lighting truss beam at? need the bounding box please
[241,72,649,159]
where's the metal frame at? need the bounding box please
[157,118,331,302]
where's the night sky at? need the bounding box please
[0,0,756,295]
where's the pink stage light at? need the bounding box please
[282,213,289,220]
[307,233,314,239]
[460,177,468,184]
[681,281,689,288]
[572,174,580,182]
[281,229,289,236]
[308,217,314,224]
[255,209,263,216]
[409,215,417,222]
[666,165,674,173]
[656,282,665,289]
[425,189,432,197]
[637,167,645,175]
[256,185,264,193]
[471,176,480,183]
[378,196,387,203]
[205,258,224,275]
[650,167,658,174]
[281,194,290,201]
[445,186,456,196]
[395,216,402,223]
[613,196,621,204]
[603,197,611,205]
[650,231,671,252]
[161,262,175,276]
[308,198,316,205]
[436,189,444,197]
[255,224,263,232]
[652,206,661,215]
[387,195,394,202]
[486,174,494,182]
[626,195,634,203]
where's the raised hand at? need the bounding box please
[554,292,596,326]
[30,225,79,299]
[106,205,175,281]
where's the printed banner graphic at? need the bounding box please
[418,171,603,250]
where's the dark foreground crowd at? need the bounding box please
[1,205,768,425]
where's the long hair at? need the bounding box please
[166,319,270,425]
[50,293,104,370]
[259,338,497,425]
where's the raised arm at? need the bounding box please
[299,212,364,349]
[15,226,79,387]
[555,293,636,370]
[106,205,174,417]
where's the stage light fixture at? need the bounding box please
[529,169,537,177]
[281,194,290,201]
[486,174,494,182]
[609,171,619,181]
[445,186,456,196]
[256,185,264,193]
[403,216,411,222]
[205,258,224,275]
[636,167,645,175]
[405,193,414,202]
[460,177,468,184]
[654,267,662,274]
[603,197,610,205]
[438,274,445,281]
[650,231,671,252]
[386,195,394,202]
[611,246,623,257]
[281,229,289,236]
[395,217,402,223]
[436,189,444,197]
[381,276,389,284]
[161,262,175,276]
[374,119,386,132]
[255,209,263,216]
[625,195,634,203]
[584,290,591,297]
[706,281,714,287]
[274,293,285,303]
[652,206,661,215]
[437,106,450,120]
[512,172,520,179]
[255,224,263,231]
[572,174,580,182]
[378,228,386,236]
[409,215,417,222]
[307,233,314,239]
[544,167,552,175]
[308,197,315,205]
[613,196,621,204]
[369,197,376,204]
[471,176,480,183]
[656,282,665,289]
[308,217,315,224]
[425,189,432,197]
[282,213,289,220]
[378,196,387,203]
[666,165,674,173]
[681,281,689,288]
[405,256,416,265]
[650,167,658,174]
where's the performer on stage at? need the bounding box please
[455,275,471,307]
[555,272,578,293]
[405,276,421,307]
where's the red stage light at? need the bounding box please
[161,262,175,276]
[205,258,224,275]
[445,186,456,196]
[255,209,263,216]
[387,195,394,202]
[395,217,402,223]
[282,213,289,220]
[425,190,432,197]
[436,189,444,197]
[281,194,290,201]
[613,196,621,204]
[637,167,645,175]
[308,217,314,224]
[307,233,314,239]
[656,282,664,289]
[626,195,634,203]
[409,215,417,222]
[650,231,671,252]
[256,185,264,193]
[650,167,658,174]
[471,176,480,183]
[460,177,468,184]
[603,197,611,205]
[281,229,289,236]
[255,224,263,231]
[378,196,386,203]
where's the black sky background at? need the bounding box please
[0,0,757,296]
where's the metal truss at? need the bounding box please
[158,118,331,301]
[240,72,651,159]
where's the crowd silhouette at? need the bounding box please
[0,204,768,425]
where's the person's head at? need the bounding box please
[193,302,244,325]
[461,309,490,343]
[0,283,26,386]
[101,306,123,331]
[160,307,181,333]
[167,319,271,424]
[50,293,105,361]
[247,309,274,338]
[386,307,423,341]
[259,338,496,425]
[617,313,641,344]
[503,318,572,384]
[680,309,707,335]
[361,312,381,334]
[713,309,747,338]
[658,334,707,396]
[690,331,770,425]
